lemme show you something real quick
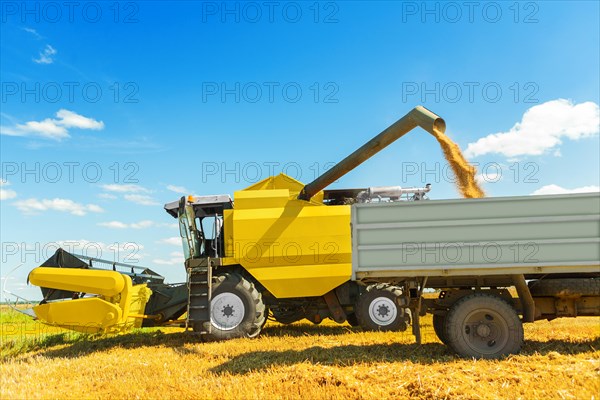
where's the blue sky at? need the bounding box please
[1,1,599,300]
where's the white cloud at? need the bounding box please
[465,99,600,158]
[475,172,502,185]
[154,252,185,265]
[101,184,150,193]
[531,185,600,196]
[33,44,57,64]
[23,27,42,39]
[0,109,104,140]
[97,221,129,229]
[0,189,17,200]
[0,180,17,200]
[13,198,104,216]
[98,220,176,229]
[55,109,104,130]
[158,237,181,246]
[124,194,160,206]
[167,184,189,194]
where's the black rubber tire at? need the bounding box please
[196,273,266,341]
[432,313,448,345]
[445,293,523,359]
[529,278,600,297]
[346,313,360,327]
[355,284,407,331]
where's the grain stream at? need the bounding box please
[431,128,485,198]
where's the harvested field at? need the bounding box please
[1,307,599,400]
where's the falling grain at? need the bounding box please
[431,128,485,198]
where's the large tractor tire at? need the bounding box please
[196,273,266,341]
[445,293,523,359]
[355,284,408,331]
[432,313,448,345]
[346,313,360,327]
[529,278,600,297]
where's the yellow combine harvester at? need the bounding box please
[23,106,600,359]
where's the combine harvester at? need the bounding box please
[20,106,600,359]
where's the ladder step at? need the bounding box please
[186,263,212,333]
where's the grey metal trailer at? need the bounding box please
[351,192,600,358]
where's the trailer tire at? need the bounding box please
[355,284,407,331]
[445,293,523,359]
[196,273,266,341]
[528,278,600,297]
[432,313,448,345]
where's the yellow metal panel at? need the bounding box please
[227,177,352,298]
[29,266,153,333]
[235,189,290,209]
[249,263,351,298]
[28,267,126,297]
[125,284,153,328]
[223,209,234,257]
[33,298,122,334]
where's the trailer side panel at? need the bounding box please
[352,193,600,280]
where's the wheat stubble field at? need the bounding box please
[1,307,599,400]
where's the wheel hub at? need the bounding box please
[462,310,509,354]
[377,305,390,318]
[476,323,492,338]
[222,304,234,318]
[368,296,398,326]
[211,292,245,331]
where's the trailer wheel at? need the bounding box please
[197,273,266,341]
[355,284,407,331]
[445,293,523,359]
[432,313,448,345]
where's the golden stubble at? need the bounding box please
[2,308,599,400]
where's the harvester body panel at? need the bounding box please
[224,175,352,298]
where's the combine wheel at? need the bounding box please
[432,313,448,345]
[346,313,360,327]
[445,293,523,359]
[355,284,408,331]
[196,273,266,341]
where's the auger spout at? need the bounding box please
[298,106,445,201]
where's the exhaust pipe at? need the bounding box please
[298,106,445,201]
